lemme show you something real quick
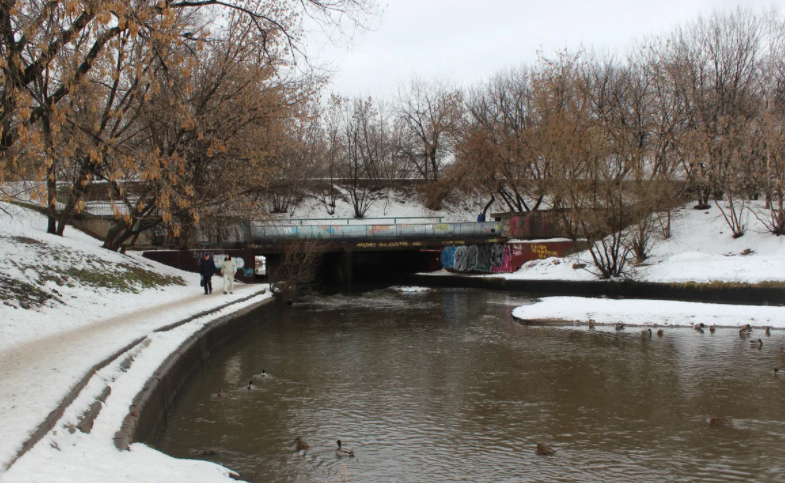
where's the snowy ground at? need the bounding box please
[0,203,271,480]
[512,297,785,329]
[274,187,507,224]
[387,285,431,293]
[3,293,271,483]
[495,202,785,284]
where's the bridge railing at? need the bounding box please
[279,216,444,225]
[249,221,503,242]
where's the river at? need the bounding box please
[153,287,785,482]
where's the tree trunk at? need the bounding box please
[42,115,58,234]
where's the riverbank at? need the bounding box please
[0,202,271,480]
[422,201,785,288]
[2,294,273,483]
[399,273,785,305]
[511,296,785,329]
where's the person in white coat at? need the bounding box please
[221,254,237,294]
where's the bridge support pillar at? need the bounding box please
[341,250,354,285]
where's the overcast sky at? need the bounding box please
[305,0,778,98]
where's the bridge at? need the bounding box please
[143,217,511,286]
[143,215,577,286]
[245,217,504,251]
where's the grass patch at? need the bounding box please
[2,234,187,310]
[1,273,61,310]
[37,263,186,294]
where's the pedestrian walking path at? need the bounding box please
[0,280,268,473]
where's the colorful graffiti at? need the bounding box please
[214,256,245,269]
[441,243,513,273]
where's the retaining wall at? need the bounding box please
[115,299,278,447]
[397,274,785,306]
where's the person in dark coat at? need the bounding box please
[199,253,216,295]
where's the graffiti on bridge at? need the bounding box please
[441,244,513,273]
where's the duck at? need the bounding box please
[739,324,752,334]
[261,369,267,378]
[215,389,226,398]
[750,339,763,349]
[641,328,652,337]
[336,440,354,457]
[765,327,771,336]
[247,379,253,390]
[588,319,596,330]
[710,325,716,334]
[656,328,664,337]
[694,323,706,331]
[615,323,625,331]
[709,416,733,425]
[774,368,781,376]
[535,443,557,456]
[295,437,310,451]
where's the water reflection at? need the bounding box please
[154,288,785,482]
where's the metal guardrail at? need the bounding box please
[250,221,503,242]
[279,216,444,225]
[53,201,131,216]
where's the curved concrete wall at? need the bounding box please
[115,299,279,448]
[398,274,785,306]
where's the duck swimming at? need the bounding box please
[336,440,354,457]
[774,368,781,376]
[295,437,310,451]
[656,328,664,337]
[694,323,706,331]
[709,325,716,334]
[588,319,596,330]
[536,443,557,455]
[215,389,226,398]
[247,379,253,390]
[709,416,733,425]
[750,339,763,348]
[261,369,267,378]
[641,328,652,337]
[615,323,625,331]
[765,327,771,336]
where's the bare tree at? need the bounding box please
[334,96,388,218]
[268,241,323,300]
[396,76,463,208]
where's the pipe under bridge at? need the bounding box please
[247,219,504,246]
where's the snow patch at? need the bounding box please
[512,297,785,328]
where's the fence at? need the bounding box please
[280,216,444,225]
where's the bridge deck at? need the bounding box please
[248,221,503,243]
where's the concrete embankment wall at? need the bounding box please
[397,274,785,306]
[115,299,279,448]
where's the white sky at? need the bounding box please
[305,0,778,98]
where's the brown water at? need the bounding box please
[153,288,785,482]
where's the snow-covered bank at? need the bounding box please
[387,285,431,293]
[277,186,506,223]
[512,297,785,328]
[0,202,270,478]
[494,202,785,285]
[3,294,272,483]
